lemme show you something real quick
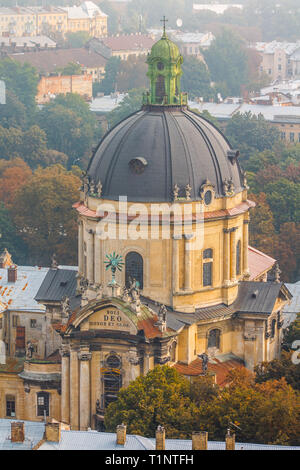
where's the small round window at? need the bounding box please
[204,190,212,206]
[129,157,148,175]
[157,62,164,71]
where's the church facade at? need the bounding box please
[0,29,292,430]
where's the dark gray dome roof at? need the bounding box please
[87,107,244,202]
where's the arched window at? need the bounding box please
[103,353,122,409]
[125,252,143,290]
[207,329,221,349]
[155,74,165,102]
[37,392,50,417]
[236,240,241,276]
[203,249,213,287]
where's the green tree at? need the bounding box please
[116,55,149,93]
[98,57,121,95]
[0,202,28,264]
[12,164,80,266]
[55,62,83,76]
[107,88,145,128]
[38,93,100,168]
[225,112,280,161]
[0,90,27,129]
[203,29,249,97]
[264,178,300,229]
[181,56,213,100]
[104,366,198,438]
[0,58,39,112]
[64,31,90,48]
[255,351,300,391]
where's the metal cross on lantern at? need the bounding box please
[161,15,168,34]
[104,252,124,295]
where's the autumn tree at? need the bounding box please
[11,165,80,266]
[104,366,198,438]
[248,192,278,258]
[255,351,300,391]
[0,161,32,207]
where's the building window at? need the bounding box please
[207,329,221,349]
[271,318,276,338]
[125,252,143,289]
[290,132,295,142]
[236,240,241,276]
[30,319,37,328]
[6,395,16,417]
[203,249,213,286]
[12,315,18,327]
[103,353,122,409]
[37,392,50,417]
[281,132,286,140]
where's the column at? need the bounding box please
[70,349,79,430]
[223,228,231,285]
[172,234,181,294]
[184,234,193,291]
[86,229,94,284]
[78,221,83,276]
[79,348,92,431]
[230,227,237,282]
[243,219,250,278]
[61,348,70,424]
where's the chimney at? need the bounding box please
[45,422,61,442]
[225,429,235,450]
[156,425,165,450]
[11,422,25,443]
[192,431,208,450]
[8,265,17,283]
[116,424,126,445]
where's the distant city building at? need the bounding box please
[193,3,243,15]
[9,47,107,83]
[88,33,155,60]
[61,1,107,38]
[171,31,214,59]
[253,41,300,81]
[0,2,107,39]
[0,36,56,55]
[190,100,300,144]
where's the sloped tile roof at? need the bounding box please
[248,246,276,280]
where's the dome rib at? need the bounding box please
[87,108,244,202]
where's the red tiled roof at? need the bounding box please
[9,48,107,74]
[102,34,155,52]
[248,246,276,280]
[73,199,255,221]
[174,357,245,386]
[137,314,162,339]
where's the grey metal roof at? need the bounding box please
[236,281,284,315]
[39,430,155,450]
[0,419,45,450]
[35,267,78,303]
[39,431,300,450]
[283,281,300,327]
[0,266,49,313]
[87,107,244,202]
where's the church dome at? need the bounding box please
[150,34,181,62]
[87,108,244,202]
[86,30,244,203]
